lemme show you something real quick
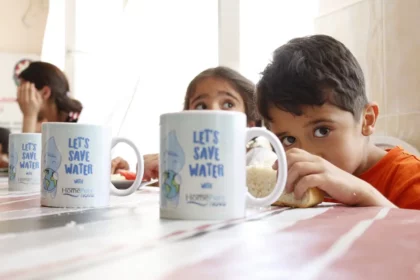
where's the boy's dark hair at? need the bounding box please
[19,61,83,114]
[257,35,368,122]
[184,66,261,125]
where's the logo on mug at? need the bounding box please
[62,187,94,198]
[185,193,226,207]
[42,137,62,198]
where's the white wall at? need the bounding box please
[0,53,40,133]
[0,0,48,54]
[0,0,47,132]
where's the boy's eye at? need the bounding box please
[281,136,296,147]
[222,102,234,109]
[314,127,330,138]
[195,103,207,110]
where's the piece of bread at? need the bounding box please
[246,165,324,208]
[272,187,324,208]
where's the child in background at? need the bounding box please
[112,66,262,179]
[17,62,83,133]
[257,34,420,209]
[0,127,11,168]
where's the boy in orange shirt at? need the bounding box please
[257,35,420,210]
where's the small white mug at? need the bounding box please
[41,123,144,208]
[159,111,287,220]
[8,133,42,192]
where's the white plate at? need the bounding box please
[112,180,134,189]
[112,180,158,190]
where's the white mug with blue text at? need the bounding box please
[159,111,288,220]
[41,123,144,208]
[8,133,42,192]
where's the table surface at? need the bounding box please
[0,178,419,280]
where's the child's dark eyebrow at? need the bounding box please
[218,91,240,102]
[304,118,335,127]
[190,93,209,104]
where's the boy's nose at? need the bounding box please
[300,142,324,158]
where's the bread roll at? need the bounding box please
[246,165,324,208]
[272,187,324,208]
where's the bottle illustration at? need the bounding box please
[161,130,185,208]
[42,137,62,198]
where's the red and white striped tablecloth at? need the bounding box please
[0,179,419,280]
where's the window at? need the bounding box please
[64,0,218,168]
[41,0,65,69]
[240,0,319,83]
[114,0,218,168]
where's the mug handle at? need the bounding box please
[109,137,145,196]
[245,127,287,207]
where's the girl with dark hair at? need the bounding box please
[112,66,265,180]
[17,61,83,133]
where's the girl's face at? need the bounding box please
[188,77,246,114]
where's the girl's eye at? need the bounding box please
[281,136,296,147]
[314,127,330,138]
[222,102,234,109]
[195,103,207,110]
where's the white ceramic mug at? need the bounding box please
[159,111,287,220]
[41,123,144,208]
[8,133,42,192]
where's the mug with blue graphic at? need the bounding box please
[41,123,144,208]
[159,111,288,220]
[8,133,42,192]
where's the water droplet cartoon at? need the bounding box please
[42,137,62,198]
[8,143,18,181]
[161,130,185,208]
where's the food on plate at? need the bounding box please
[111,173,126,181]
[117,170,136,180]
[246,165,324,208]
[112,170,159,187]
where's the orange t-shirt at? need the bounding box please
[358,147,420,209]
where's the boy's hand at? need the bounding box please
[276,148,395,207]
[143,153,159,181]
[111,157,129,174]
[111,154,160,181]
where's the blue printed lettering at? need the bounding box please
[68,150,90,162]
[189,129,224,179]
[65,163,93,175]
[189,163,224,178]
[66,136,93,178]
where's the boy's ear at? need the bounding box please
[361,102,379,136]
[40,86,52,100]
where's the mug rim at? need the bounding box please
[10,133,41,136]
[161,110,246,119]
[41,122,110,129]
